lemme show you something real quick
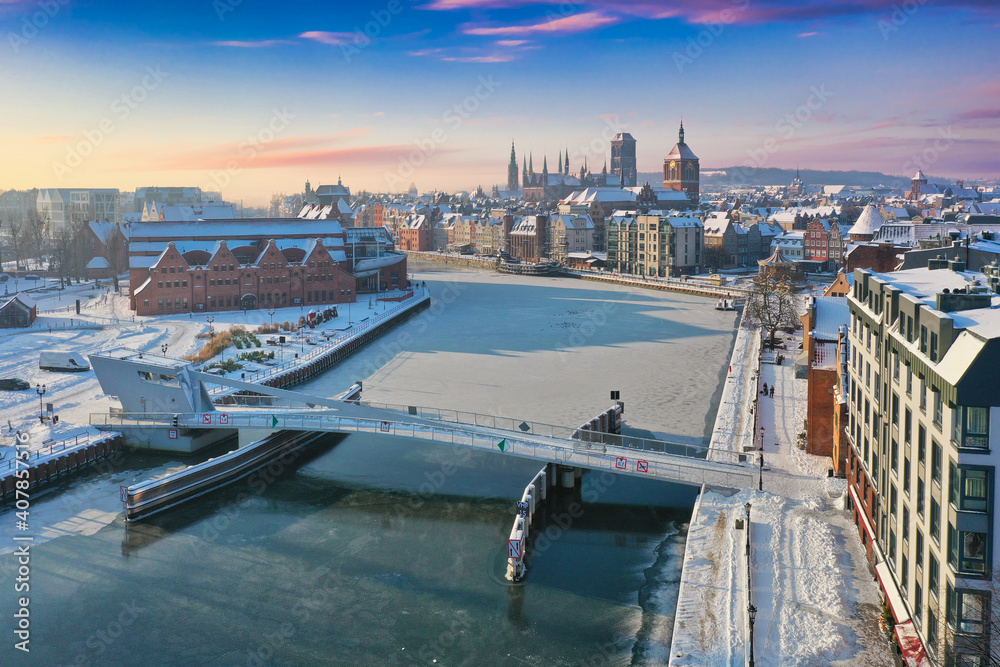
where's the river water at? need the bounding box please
[1,264,737,666]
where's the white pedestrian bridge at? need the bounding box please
[90,400,757,490]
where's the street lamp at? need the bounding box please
[759,426,764,450]
[758,451,764,491]
[35,383,46,422]
[267,308,275,326]
[748,603,757,667]
[161,343,169,357]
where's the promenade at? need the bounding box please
[668,321,895,666]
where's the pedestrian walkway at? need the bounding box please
[669,325,894,667]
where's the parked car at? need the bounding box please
[24,274,41,281]
[0,378,30,391]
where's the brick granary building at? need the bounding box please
[129,219,407,316]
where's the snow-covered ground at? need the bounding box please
[670,321,895,667]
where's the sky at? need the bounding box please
[1,0,999,204]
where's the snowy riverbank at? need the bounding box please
[669,321,895,666]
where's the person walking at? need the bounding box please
[770,386,775,398]
[762,382,768,396]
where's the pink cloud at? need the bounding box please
[797,31,819,37]
[427,0,1000,26]
[442,54,518,62]
[299,31,355,46]
[213,39,291,48]
[496,39,530,46]
[463,11,621,36]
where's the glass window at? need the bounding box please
[917,477,925,517]
[916,530,924,569]
[930,497,940,542]
[918,426,927,464]
[903,456,911,495]
[931,441,942,485]
[906,364,912,395]
[928,553,939,600]
[948,586,986,634]
[961,407,990,449]
[933,389,943,427]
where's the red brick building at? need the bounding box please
[800,296,850,470]
[128,219,406,316]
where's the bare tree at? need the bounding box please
[940,570,1000,667]
[24,211,49,269]
[102,224,129,292]
[745,275,798,347]
[4,215,25,272]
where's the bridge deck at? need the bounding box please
[92,405,757,489]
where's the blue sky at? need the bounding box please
[1,0,998,203]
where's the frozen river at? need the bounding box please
[1,264,739,665]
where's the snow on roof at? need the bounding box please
[869,267,981,307]
[2,292,36,310]
[812,341,839,370]
[664,217,703,228]
[812,297,849,340]
[86,257,110,269]
[129,219,343,240]
[665,141,699,161]
[848,204,885,236]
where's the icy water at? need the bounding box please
[1,265,737,666]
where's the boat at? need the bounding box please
[497,259,563,276]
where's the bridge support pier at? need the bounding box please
[561,467,577,489]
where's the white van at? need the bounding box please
[39,350,91,372]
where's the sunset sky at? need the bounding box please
[1,0,998,204]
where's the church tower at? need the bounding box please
[507,141,519,192]
[663,121,699,202]
[611,133,637,187]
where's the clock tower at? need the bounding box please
[663,121,699,202]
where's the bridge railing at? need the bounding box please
[89,411,756,488]
[90,407,751,468]
[353,400,750,466]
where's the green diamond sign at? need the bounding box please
[271,415,279,428]
[497,439,507,452]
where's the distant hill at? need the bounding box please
[636,168,954,189]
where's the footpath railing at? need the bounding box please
[567,269,752,298]
[1,431,97,472]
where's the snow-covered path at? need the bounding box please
[670,323,894,667]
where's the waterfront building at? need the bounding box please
[128,219,406,315]
[606,211,703,277]
[846,261,1000,665]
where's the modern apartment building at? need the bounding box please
[606,211,703,277]
[846,260,998,666]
